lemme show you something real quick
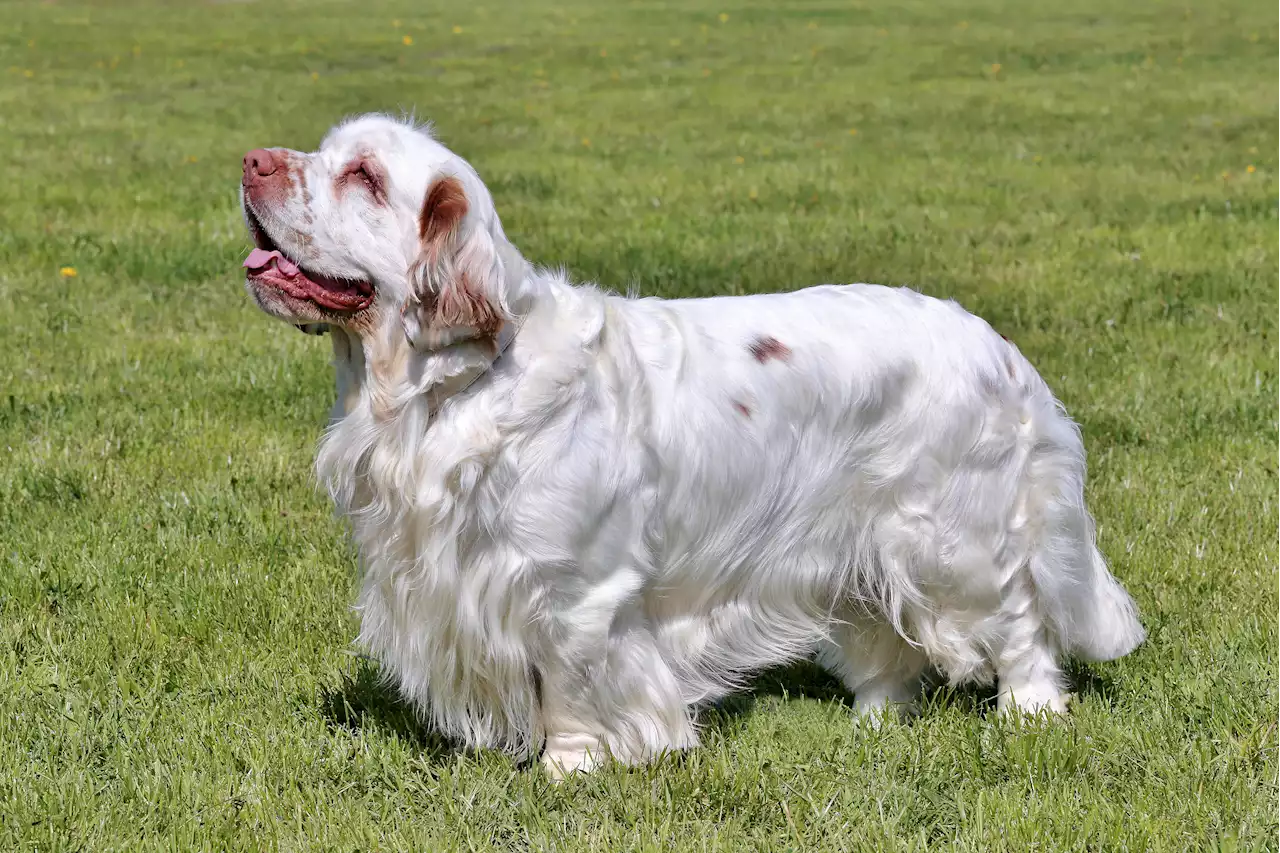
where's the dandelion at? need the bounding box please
[311,71,319,81]
[957,20,969,29]
[60,266,77,278]
[185,156,198,164]
[1247,165,1256,173]
[581,138,591,147]
[733,155,745,164]
[453,25,463,34]
[990,62,1002,75]
[719,12,729,23]
[848,128,858,136]
[748,188,758,200]
[599,48,607,57]
[402,35,413,45]
[23,69,33,78]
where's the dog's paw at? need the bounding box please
[997,684,1073,717]
[541,734,606,780]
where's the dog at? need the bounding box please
[238,114,1144,776]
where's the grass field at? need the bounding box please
[1,0,1277,849]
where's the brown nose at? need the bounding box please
[242,148,278,185]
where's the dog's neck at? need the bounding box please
[329,238,535,422]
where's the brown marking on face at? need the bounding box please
[419,175,469,261]
[243,149,301,212]
[732,400,752,418]
[334,155,387,205]
[748,336,792,364]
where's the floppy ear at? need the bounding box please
[402,174,506,351]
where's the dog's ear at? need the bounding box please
[402,174,506,351]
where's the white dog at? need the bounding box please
[238,115,1144,776]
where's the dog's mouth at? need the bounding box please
[243,207,374,313]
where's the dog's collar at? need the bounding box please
[429,312,527,407]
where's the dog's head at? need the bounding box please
[239,114,516,350]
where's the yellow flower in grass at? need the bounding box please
[402,35,413,46]
[1246,165,1256,173]
[848,128,858,136]
[733,155,745,164]
[453,26,463,34]
[60,266,77,278]
[581,137,591,148]
[719,13,729,23]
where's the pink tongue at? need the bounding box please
[243,248,302,278]
[244,248,281,271]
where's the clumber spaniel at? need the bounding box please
[238,115,1144,776]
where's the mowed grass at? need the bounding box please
[0,0,1276,849]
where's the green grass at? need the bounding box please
[1,0,1276,849]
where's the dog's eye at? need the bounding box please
[345,159,385,201]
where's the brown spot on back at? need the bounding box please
[748,336,791,363]
[732,400,752,418]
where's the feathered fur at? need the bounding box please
[238,114,1145,775]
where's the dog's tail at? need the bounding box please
[1023,403,1146,662]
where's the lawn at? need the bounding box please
[0,0,1276,849]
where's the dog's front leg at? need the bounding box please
[535,570,697,778]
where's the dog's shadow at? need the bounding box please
[318,656,1124,754]
[318,659,462,760]
[701,657,1124,739]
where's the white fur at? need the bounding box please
[240,114,1145,774]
